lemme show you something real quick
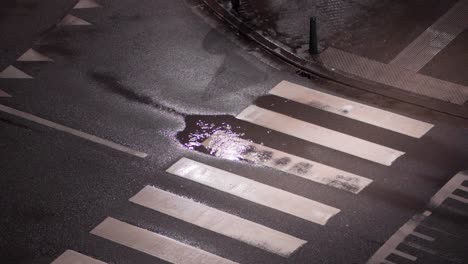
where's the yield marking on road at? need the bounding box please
[237,105,404,166]
[0,66,33,79]
[167,158,340,225]
[269,81,434,138]
[73,0,102,9]
[0,104,148,158]
[320,47,468,104]
[58,15,92,26]
[17,49,53,62]
[0,90,11,97]
[390,0,468,72]
[130,186,306,257]
[91,217,238,264]
[51,250,106,264]
[204,131,372,194]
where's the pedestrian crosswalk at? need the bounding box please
[53,80,434,263]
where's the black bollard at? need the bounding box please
[309,17,319,54]
[231,0,240,12]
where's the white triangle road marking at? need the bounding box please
[73,0,101,9]
[0,66,33,79]
[17,49,53,62]
[58,14,92,26]
[52,250,106,264]
[0,89,12,97]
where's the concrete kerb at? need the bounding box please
[201,0,468,120]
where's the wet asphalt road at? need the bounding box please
[1,0,468,264]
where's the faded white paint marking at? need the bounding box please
[166,158,340,225]
[320,47,468,104]
[0,89,11,97]
[420,223,461,239]
[74,0,102,9]
[430,171,468,208]
[58,15,92,26]
[367,171,468,264]
[51,250,106,264]
[17,49,53,62]
[404,241,438,255]
[448,194,468,204]
[411,231,435,242]
[204,131,372,194]
[393,249,417,261]
[0,104,148,158]
[130,186,306,256]
[91,217,238,264]
[0,66,33,79]
[458,185,468,193]
[390,0,468,72]
[367,213,427,264]
[269,81,434,138]
[237,105,404,166]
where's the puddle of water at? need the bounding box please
[177,114,249,159]
[177,114,370,194]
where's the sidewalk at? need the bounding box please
[204,0,468,118]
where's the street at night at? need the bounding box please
[1,0,468,263]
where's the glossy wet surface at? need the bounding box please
[1,0,468,263]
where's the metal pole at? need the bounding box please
[309,17,318,54]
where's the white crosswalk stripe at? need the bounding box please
[91,217,239,264]
[130,186,306,257]
[269,81,434,138]
[51,250,106,264]
[237,105,405,166]
[203,131,372,194]
[167,157,340,225]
